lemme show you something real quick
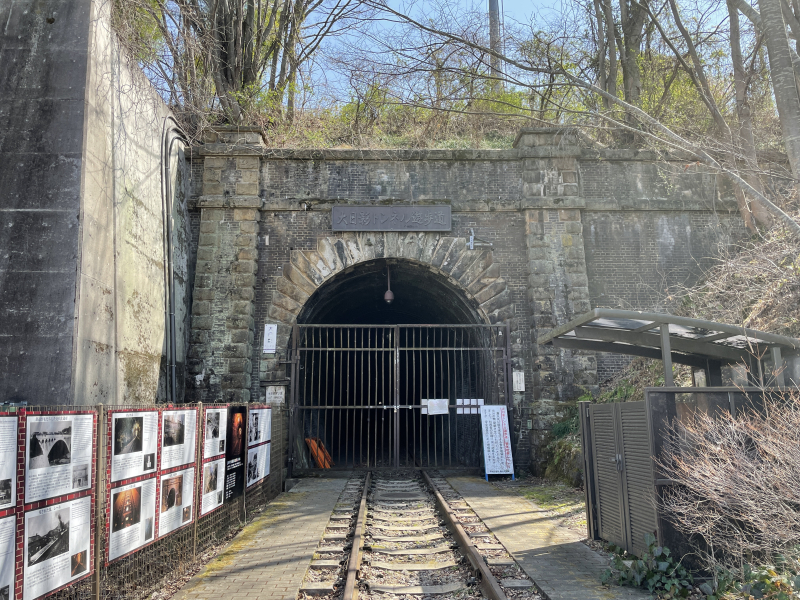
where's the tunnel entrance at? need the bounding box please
[289,259,511,471]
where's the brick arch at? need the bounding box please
[265,232,513,327]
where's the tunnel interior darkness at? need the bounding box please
[293,259,501,469]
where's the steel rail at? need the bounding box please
[421,471,507,600]
[343,471,371,600]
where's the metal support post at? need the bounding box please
[93,404,105,600]
[192,402,202,561]
[660,325,674,387]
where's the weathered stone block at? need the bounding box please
[221,373,250,389]
[201,209,225,221]
[526,247,547,261]
[561,170,578,184]
[236,157,259,170]
[558,209,580,221]
[528,273,551,288]
[231,287,255,301]
[203,182,224,195]
[203,169,221,182]
[199,221,217,234]
[194,274,212,289]
[190,330,209,345]
[226,315,254,330]
[192,301,211,316]
[231,260,256,274]
[237,247,257,260]
[228,358,251,373]
[222,343,248,358]
[239,221,258,234]
[233,273,256,288]
[192,316,213,330]
[528,260,554,274]
[560,183,579,196]
[235,182,258,196]
[204,156,227,169]
[234,208,258,221]
[564,222,582,234]
[568,273,589,287]
[240,169,259,183]
[222,388,250,404]
[523,182,544,197]
[235,234,257,247]
[195,260,214,274]
[229,329,250,344]
[196,247,215,261]
[231,301,253,316]
[561,234,573,247]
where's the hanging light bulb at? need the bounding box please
[384,265,394,304]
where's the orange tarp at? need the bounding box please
[305,437,334,468]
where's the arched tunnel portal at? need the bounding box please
[292,258,511,470]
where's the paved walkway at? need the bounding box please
[174,478,347,600]
[447,476,651,600]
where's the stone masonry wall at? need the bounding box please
[186,128,749,472]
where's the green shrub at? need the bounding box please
[602,534,694,597]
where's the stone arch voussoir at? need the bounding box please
[266,232,513,330]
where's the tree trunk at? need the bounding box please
[728,0,773,229]
[759,0,800,181]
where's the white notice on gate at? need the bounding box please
[426,399,449,415]
[480,406,514,476]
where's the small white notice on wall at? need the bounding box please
[481,405,514,478]
[264,385,285,405]
[263,324,277,354]
[512,370,525,392]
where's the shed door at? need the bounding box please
[589,404,627,550]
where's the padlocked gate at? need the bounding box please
[288,324,512,471]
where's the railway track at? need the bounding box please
[299,472,537,600]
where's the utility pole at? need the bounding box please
[488,0,503,90]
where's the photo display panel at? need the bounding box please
[0,416,18,510]
[224,406,246,502]
[110,411,158,483]
[203,407,227,460]
[247,408,271,448]
[246,443,270,488]
[108,478,157,562]
[25,413,94,504]
[200,458,225,516]
[0,515,14,600]
[157,467,194,538]
[23,496,92,600]
[160,409,197,470]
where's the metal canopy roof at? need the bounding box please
[537,309,800,374]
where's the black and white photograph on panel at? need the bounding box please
[25,414,93,504]
[161,410,197,470]
[110,411,158,483]
[203,408,227,459]
[158,467,194,537]
[201,458,225,515]
[113,417,143,455]
[247,408,271,448]
[24,496,91,600]
[246,443,270,488]
[108,478,157,562]
[0,515,15,600]
[0,416,17,509]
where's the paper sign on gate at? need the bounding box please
[426,399,449,415]
[480,405,514,476]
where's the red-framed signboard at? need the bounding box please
[15,408,97,600]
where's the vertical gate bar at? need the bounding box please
[446,329,452,467]
[314,329,320,454]
[288,323,299,478]
[412,328,417,466]
[361,328,369,468]
[426,328,432,468]
[394,325,400,468]
[439,328,445,467]
[324,328,330,462]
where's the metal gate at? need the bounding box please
[580,401,657,557]
[288,324,511,471]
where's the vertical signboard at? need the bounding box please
[203,407,227,460]
[23,496,92,600]
[157,466,195,538]
[224,407,246,501]
[480,405,514,479]
[200,458,226,516]
[160,409,197,470]
[0,417,17,511]
[24,413,94,504]
[246,406,271,488]
[107,479,157,562]
[0,514,14,600]
[109,410,159,483]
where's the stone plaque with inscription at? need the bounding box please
[332,205,451,232]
